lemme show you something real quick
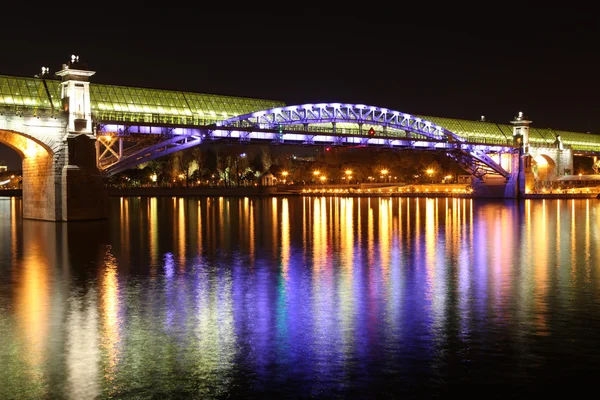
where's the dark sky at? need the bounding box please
[1,7,598,169]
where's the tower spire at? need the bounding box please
[55,55,96,135]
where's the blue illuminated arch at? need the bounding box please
[217,103,465,143]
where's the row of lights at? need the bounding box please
[302,187,473,195]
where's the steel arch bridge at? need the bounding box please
[97,103,516,178]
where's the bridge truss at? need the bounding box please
[96,103,515,178]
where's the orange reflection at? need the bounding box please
[571,200,577,283]
[424,198,437,294]
[312,197,328,272]
[14,222,51,374]
[249,199,255,265]
[338,197,355,350]
[341,198,354,270]
[379,198,391,280]
[178,198,186,269]
[531,199,549,334]
[585,200,591,283]
[10,197,18,258]
[367,199,374,257]
[555,200,561,268]
[120,197,130,266]
[100,246,120,377]
[396,198,403,243]
[149,197,158,275]
[197,200,203,256]
[281,198,290,279]
[272,197,278,253]
[218,197,227,247]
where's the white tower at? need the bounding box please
[510,111,532,154]
[55,55,96,135]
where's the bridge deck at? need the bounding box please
[1,74,599,153]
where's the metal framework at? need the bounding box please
[216,103,463,142]
[96,103,514,178]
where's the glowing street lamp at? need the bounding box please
[381,169,388,182]
[345,169,353,184]
[426,168,434,183]
[281,170,289,184]
[313,170,320,184]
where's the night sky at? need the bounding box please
[1,8,598,169]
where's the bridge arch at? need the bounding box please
[532,154,557,182]
[217,103,465,143]
[0,129,59,220]
[0,129,55,159]
[101,102,512,180]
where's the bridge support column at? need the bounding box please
[56,56,107,221]
[471,152,521,198]
[61,135,108,221]
[21,142,61,221]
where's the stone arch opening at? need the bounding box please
[0,129,56,220]
[0,129,54,160]
[532,154,557,184]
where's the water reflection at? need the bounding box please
[1,197,600,398]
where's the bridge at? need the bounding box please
[1,57,599,221]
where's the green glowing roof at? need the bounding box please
[0,75,61,109]
[0,75,284,122]
[90,82,285,121]
[1,74,599,151]
[420,114,600,152]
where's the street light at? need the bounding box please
[345,169,352,184]
[426,169,434,183]
[313,170,320,184]
[381,169,388,183]
[281,170,289,184]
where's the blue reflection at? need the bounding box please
[1,197,600,398]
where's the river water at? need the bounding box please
[1,196,599,399]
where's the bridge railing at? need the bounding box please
[92,111,220,126]
[1,105,57,118]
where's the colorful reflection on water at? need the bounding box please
[1,196,600,398]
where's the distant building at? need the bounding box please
[259,172,277,187]
[457,175,471,184]
[0,165,7,173]
[555,174,600,188]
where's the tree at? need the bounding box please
[192,147,207,183]
[260,148,272,172]
[179,150,195,188]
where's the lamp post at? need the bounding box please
[381,169,388,183]
[345,169,352,184]
[426,169,434,183]
[313,170,320,184]
[281,170,288,184]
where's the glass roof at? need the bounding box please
[0,75,61,109]
[420,114,600,151]
[0,74,598,151]
[89,83,284,120]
